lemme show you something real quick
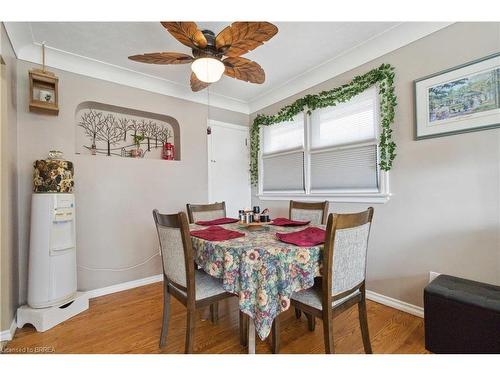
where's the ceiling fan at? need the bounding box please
[128,22,278,92]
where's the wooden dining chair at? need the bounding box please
[186,201,227,224]
[289,200,329,319]
[272,208,375,354]
[153,209,238,353]
[289,200,329,225]
[185,201,228,321]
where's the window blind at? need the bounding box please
[262,114,304,154]
[262,151,304,192]
[310,87,377,149]
[310,144,378,192]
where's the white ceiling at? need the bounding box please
[29,22,400,101]
[5,22,452,113]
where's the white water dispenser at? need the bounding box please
[28,193,77,308]
[18,156,88,332]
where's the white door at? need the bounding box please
[208,121,251,217]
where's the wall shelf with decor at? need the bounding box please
[28,44,60,116]
[74,101,181,161]
[29,69,59,115]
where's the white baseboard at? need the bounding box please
[366,290,424,318]
[85,274,163,300]
[0,317,17,342]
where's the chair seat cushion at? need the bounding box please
[170,270,229,301]
[292,284,360,310]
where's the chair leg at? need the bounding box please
[271,317,280,354]
[323,315,335,354]
[239,311,248,346]
[294,307,302,319]
[358,298,372,354]
[210,302,219,323]
[185,308,196,354]
[159,286,171,348]
[305,312,316,331]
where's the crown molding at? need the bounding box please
[3,22,250,114]
[248,22,454,113]
[4,22,454,116]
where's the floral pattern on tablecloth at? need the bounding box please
[190,223,324,340]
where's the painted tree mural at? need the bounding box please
[97,114,124,156]
[139,120,155,152]
[116,117,130,141]
[159,127,172,146]
[129,119,142,139]
[77,109,175,159]
[149,122,161,148]
[78,109,107,149]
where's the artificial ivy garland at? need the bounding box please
[250,63,397,185]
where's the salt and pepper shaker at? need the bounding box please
[253,206,260,222]
[245,211,254,223]
[260,208,270,223]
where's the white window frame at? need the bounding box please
[258,89,391,204]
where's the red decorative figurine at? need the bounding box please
[162,142,175,160]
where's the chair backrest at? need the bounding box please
[186,202,226,224]
[322,208,374,299]
[289,200,329,225]
[152,210,195,294]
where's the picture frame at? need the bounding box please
[414,53,500,140]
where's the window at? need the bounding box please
[259,87,390,202]
[261,114,305,193]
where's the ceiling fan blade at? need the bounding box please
[128,52,194,65]
[190,72,210,92]
[161,22,208,49]
[223,57,265,84]
[216,22,278,57]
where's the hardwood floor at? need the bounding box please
[5,282,428,354]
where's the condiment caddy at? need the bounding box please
[238,207,271,228]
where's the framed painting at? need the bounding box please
[414,53,500,140]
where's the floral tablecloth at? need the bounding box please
[190,223,324,340]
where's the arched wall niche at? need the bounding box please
[74,101,181,160]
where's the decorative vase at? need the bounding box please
[33,159,74,193]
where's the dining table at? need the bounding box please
[190,221,325,354]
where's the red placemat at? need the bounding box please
[270,217,310,226]
[276,227,326,246]
[195,217,239,226]
[191,225,245,241]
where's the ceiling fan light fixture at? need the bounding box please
[191,57,225,83]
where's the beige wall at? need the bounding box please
[1,23,19,332]
[4,22,500,321]
[15,60,248,303]
[252,22,500,307]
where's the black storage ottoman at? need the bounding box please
[424,274,500,353]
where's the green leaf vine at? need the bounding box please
[250,63,397,185]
